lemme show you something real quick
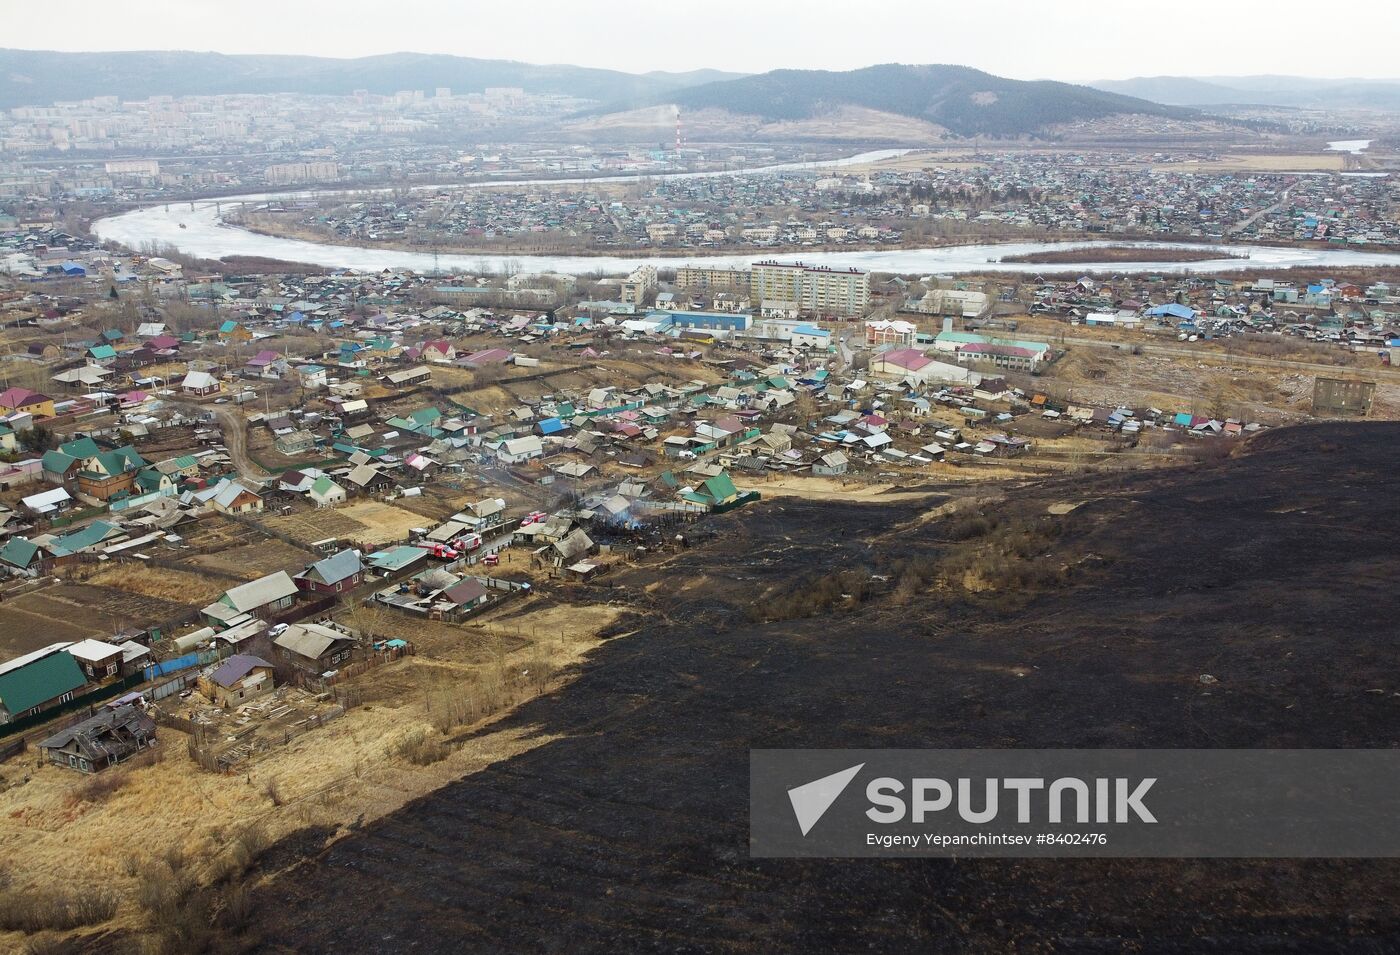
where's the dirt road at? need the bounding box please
[1227,185,1293,235]
[207,405,269,483]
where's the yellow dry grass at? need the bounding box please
[736,476,941,502]
[335,501,429,545]
[1151,153,1344,173]
[85,564,229,605]
[0,598,623,949]
[421,365,479,391]
[446,383,515,415]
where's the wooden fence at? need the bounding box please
[308,642,414,689]
[190,703,349,773]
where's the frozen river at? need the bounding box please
[93,150,1400,277]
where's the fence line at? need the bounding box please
[307,643,413,689]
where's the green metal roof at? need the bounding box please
[58,436,101,459]
[84,446,145,477]
[42,449,77,473]
[703,473,738,504]
[51,520,118,554]
[0,651,85,717]
[0,536,39,569]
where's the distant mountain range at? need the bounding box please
[606,63,1202,139]
[1092,75,1400,110]
[3,50,1289,141]
[0,48,744,109]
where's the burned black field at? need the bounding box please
[253,423,1400,954]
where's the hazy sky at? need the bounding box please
[7,0,1400,82]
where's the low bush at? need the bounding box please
[755,568,877,623]
[942,511,998,541]
[391,727,451,766]
[0,887,120,933]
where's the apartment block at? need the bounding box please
[677,265,752,296]
[750,260,870,317]
[264,162,341,185]
[620,265,658,306]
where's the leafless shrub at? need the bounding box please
[222,823,272,880]
[72,769,128,804]
[391,727,450,766]
[754,568,876,623]
[142,892,213,955]
[162,846,189,874]
[135,861,194,921]
[424,663,508,732]
[891,554,942,605]
[1182,440,1234,464]
[523,657,557,695]
[0,887,120,933]
[941,511,999,541]
[216,883,254,932]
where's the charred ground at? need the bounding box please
[247,422,1400,954]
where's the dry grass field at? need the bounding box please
[260,500,447,548]
[182,540,312,579]
[1151,153,1345,173]
[0,583,195,657]
[84,564,229,606]
[258,508,368,545]
[335,501,435,544]
[0,596,623,952]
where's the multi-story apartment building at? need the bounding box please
[750,260,870,317]
[104,159,161,178]
[264,162,341,185]
[620,265,658,306]
[677,265,752,296]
